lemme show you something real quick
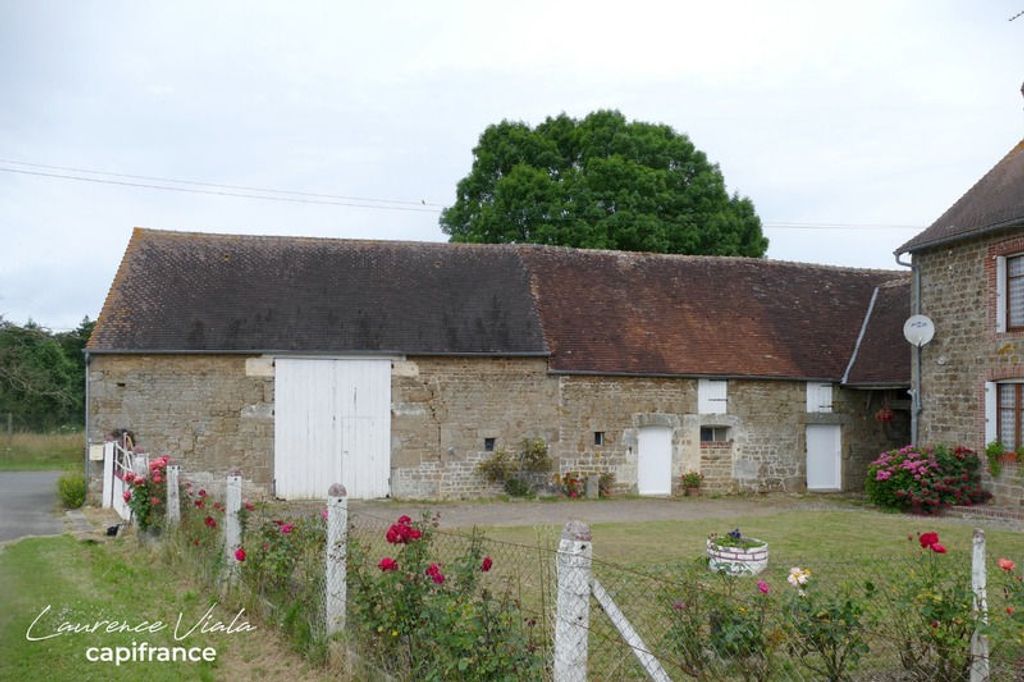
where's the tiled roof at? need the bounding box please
[897,139,1024,254]
[90,228,910,384]
[89,229,547,355]
[519,246,907,380]
[842,278,912,386]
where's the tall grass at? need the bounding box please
[0,431,82,470]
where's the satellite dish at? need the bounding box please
[903,314,935,347]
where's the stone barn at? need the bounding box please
[86,228,910,500]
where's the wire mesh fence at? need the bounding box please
[154,473,1024,681]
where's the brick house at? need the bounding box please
[896,139,1024,504]
[86,228,909,500]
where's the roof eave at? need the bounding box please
[895,218,1024,256]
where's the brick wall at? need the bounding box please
[88,355,907,500]
[914,229,1024,504]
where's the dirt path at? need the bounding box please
[344,493,864,528]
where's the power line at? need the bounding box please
[0,162,926,230]
[0,166,443,213]
[0,157,444,208]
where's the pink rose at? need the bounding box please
[235,547,246,562]
[280,523,294,534]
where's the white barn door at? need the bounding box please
[637,426,673,495]
[806,424,841,491]
[274,358,391,499]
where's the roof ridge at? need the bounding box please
[133,227,901,275]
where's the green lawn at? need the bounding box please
[0,535,333,681]
[0,431,82,471]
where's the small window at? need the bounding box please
[700,426,730,443]
[594,431,605,446]
[998,383,1022,450]
[484,438,496,452]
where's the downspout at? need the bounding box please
[83,350,91,481]
[895,251,920,444]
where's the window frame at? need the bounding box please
[997,383,1023,451]
[700,426,730,443]
[1008,254,1024,332]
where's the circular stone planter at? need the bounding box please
[707,537,769,576]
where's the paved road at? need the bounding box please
[0,471,63,542]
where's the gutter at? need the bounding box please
[83,349,90,481]
[85,348,552,358]
[895,218,1024,257]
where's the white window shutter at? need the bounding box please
[806,383,833,413]
[698,379,728,414]
[984,381,997,444]
[996,256,1007,333]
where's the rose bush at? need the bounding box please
[348,513,545,681]
[865,444,988,514]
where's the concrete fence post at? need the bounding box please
[326,483,348,636]
[554,519,592,682]
[225,472,242,571]
[971,528,990,682]
[166,464,180,525]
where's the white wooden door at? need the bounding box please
[274,358,391,499]
[637,426,672,495]
[806,424,841,491]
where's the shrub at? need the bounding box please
[865,444,987,514]
[598,472,616,497]
[56,472,86,508]
[558,470,584,498]
[476,438,551,497]
[348,514,546,680]
[124,455,172,531]
[784,577,873,681]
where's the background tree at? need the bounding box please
[441,110,767,256]
[0,316,93,430]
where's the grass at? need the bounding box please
[0,534,335,681]
[0,431,82,471]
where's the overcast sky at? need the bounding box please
[1,1,1023,330]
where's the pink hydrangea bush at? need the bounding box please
[865,444,987,514]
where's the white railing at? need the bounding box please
[102,440,146,521]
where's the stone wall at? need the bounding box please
[88,354,906,500]
[914,229,1024,504]
[86,354,274,500]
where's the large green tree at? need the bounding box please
[441,110,767,256]
[0,316,93,430]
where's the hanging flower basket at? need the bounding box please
[875,407,894,424]
[707,529,769,576]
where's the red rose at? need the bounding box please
[919,532,939,549]
[195,498,205,509]
[198,489,207,498]
[481,556,493,572]
[204,516,217,528]
[407,528,422,541]
[425,563,445,584]
[122,490,132,503]
[931,543,947,554]
[243,500,255,512]
[280,523,294,534]
[234,547,246,562]
[378,557,398,572]
[397,515,412,525]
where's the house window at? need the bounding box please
[998,384,1021,450]
[484,438,496,452]
[700,426,730,443]
[594,431,605,446]
[1009,255,1024,330]
[996,254,1024,332]
[806,383,833,413]
[698,379,728,414]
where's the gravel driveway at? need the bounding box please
[0,471,64,542]
[346,494,853,529]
